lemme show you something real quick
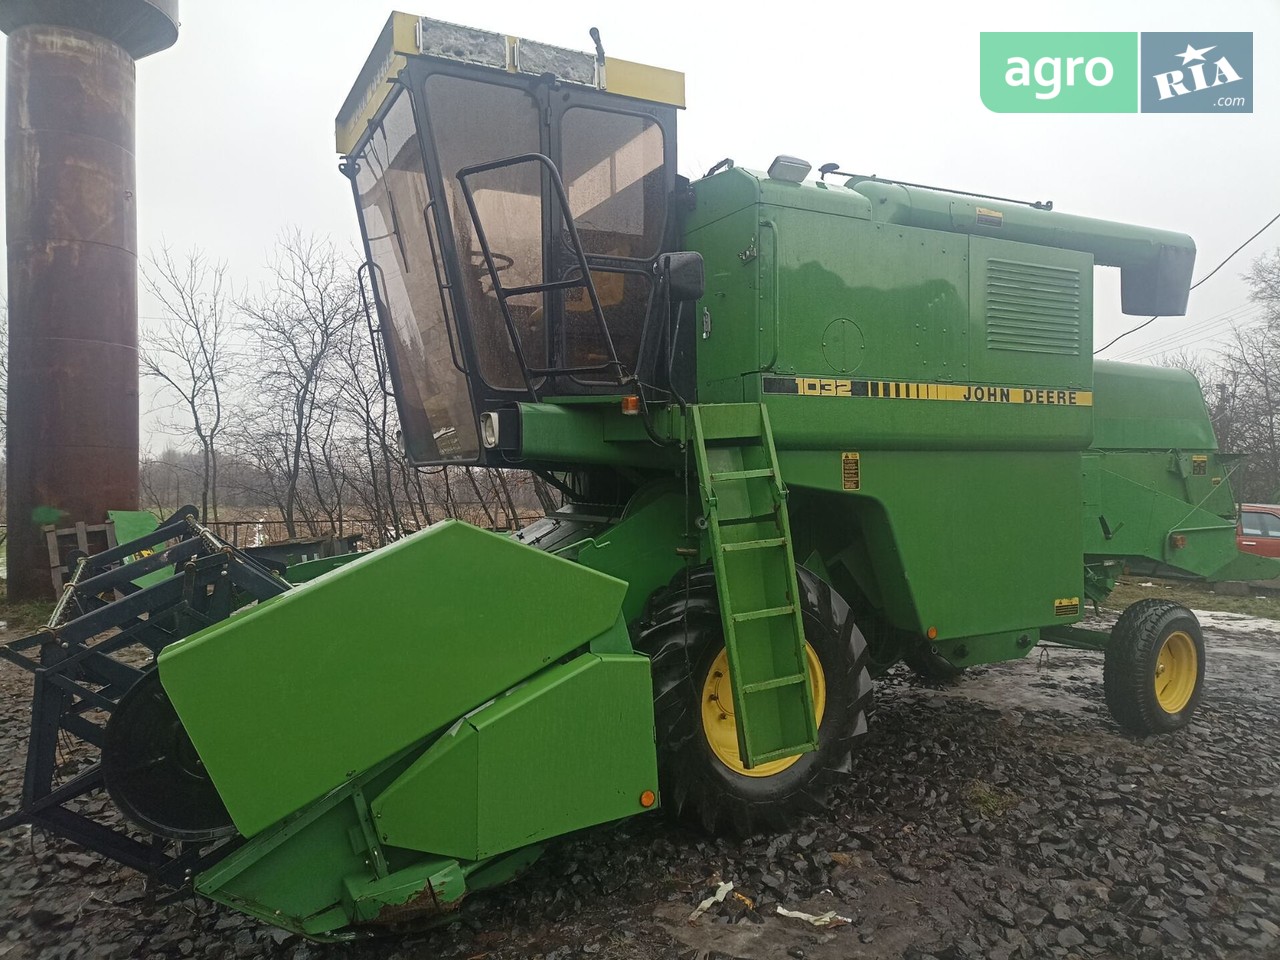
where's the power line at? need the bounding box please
[1094,210,1280,356]
[1116,315,1258,363]
[1110,302,1264,362]
[1108,299,1250,360]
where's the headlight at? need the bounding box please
[480,412,500,449]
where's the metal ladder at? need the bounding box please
[690,403,818,768]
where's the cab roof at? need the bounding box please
[336,12,684,155]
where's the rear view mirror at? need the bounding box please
[661,251,704,302]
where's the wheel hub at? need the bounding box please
[1154,630,1197,714]
[700,643,826,777]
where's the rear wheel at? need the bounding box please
[635,565,872,835]
[1104,599,1205,734]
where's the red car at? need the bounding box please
[1237,504,1280,558]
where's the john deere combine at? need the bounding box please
[4,12,1276,939]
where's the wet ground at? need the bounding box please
[2,608,1278,960]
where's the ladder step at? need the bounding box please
[709,468,775,482]
[718,511,779,526]
[720,537,786,552]
[749,744,813,765]
[741,673,808,694]
[731,604,795,623]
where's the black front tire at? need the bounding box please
[634,565,872,835]
[1104,599,1205,734]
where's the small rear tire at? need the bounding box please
[634,565,872,835]
[1104,599,1205,735]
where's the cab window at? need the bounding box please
[1240,511,1280,537]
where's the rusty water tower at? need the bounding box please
[2,0,178,599]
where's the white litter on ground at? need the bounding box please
[688,881,734,922]
[776,906,852,927]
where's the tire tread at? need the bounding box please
[1104,598,1204,735]
[634,565,872,835]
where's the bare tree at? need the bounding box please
[1186,248,1280,501]
[131,235,549,545]
[239,231,361,538]
[1246,249,1280,314]
[141,249,235,522]
[330,313,409,544]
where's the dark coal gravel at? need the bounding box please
[2,610,1278,960]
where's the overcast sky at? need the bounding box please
[4,0,1279,435]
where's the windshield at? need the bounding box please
[561,107,665,379]
[351,89,478,462]
[425,75,547,391]
[426,74,668,388]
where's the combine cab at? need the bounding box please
[4,11,1278,940]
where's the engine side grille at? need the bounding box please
[986,259,1081,356]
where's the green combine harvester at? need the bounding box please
[4,12,1276,940]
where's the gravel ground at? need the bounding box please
[2,609,1278,960]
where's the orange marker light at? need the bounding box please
[639,789,656,808]
[621,396,641,416]
[927,626,938,640]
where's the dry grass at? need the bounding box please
[1104,577,1280,620]
[0,584,54,635]
[963,779,1020,817]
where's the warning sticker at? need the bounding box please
[842,452,861,491]
[976,206,1004,227]
[1191,455,1208,476]
[1054,597,1081,618]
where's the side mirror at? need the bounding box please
[660,251,704,302]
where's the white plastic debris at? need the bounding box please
[688,881,734,921]
[776,906,852,927]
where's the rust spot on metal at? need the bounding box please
[1,8,177,599]
[368,881,460,927]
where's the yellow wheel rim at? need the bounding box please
[1154,630,1197,714]
[700,644,826,777]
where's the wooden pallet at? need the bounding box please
[43,520,119,593]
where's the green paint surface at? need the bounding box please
[372,653,657,860]
[108,510,171,588]
[160,520,628,837]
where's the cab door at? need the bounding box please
[547,90,676,390]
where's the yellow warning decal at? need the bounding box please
[1191,454,1208,476]
[1054,597,1081,617]
[842,452,861,491]
[764,376,1093,407]
[976,206,1004,227]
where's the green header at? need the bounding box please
[981,32,1138,113]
